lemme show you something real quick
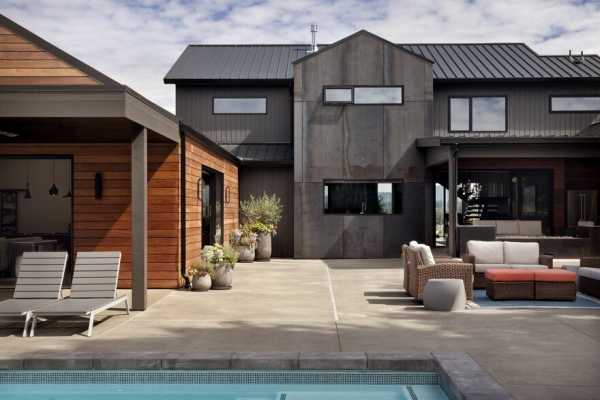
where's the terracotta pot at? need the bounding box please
[190,274,211,291]
[213,263,234,289]
[235,244,255,262]
[255,232,272,261]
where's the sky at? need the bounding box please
[1,0,600,113]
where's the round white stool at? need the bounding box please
[423,279,466,311]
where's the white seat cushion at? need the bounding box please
[496,220,519,235]
[474,263,509,272]
[509,264,548,270]
[467,240,504,264]
[518,220,542,236]
[504,241,539,265]
[579,267,600,280]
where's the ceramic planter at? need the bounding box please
[213,263,234,289]
[255,232,272,261]
[190,274,211,291]
[235,244,255,262]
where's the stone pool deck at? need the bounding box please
[1,258,599,400]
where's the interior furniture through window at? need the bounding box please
[323,181,402,214]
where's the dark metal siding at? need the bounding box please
[240,165,294,257]
[176,86,292,144]
[434,81,600,137]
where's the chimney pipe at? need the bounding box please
[310,24,318,53]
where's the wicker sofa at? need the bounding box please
[462,240,553,289]
[578,257,600,299]
[402,243,473,301]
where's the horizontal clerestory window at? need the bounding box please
[449,96,507,132]
[323,86,403,105]
[213,97,267,114]
[323,181,403,215]
[550,96,600,112]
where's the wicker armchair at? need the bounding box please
[403,245,474,301]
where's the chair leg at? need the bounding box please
[22,312,31,338]
[125,298,130,315]
[86,313,95,337]
[29,316,37,337]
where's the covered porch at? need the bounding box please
[418,137,600,257]
[0,85,181,310]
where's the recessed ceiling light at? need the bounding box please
[0,130,18,138]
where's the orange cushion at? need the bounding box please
[534,270,576,282]
[485,269,535,282]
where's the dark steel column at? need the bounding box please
[131,127,148,310]
[448,145,458,257]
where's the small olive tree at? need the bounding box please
[240,193,283,235]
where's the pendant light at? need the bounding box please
[62,159,72,198]
[24,160,32,199]
[48,159,59,196]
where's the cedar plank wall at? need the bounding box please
[185,135,239,269]
[0,143,181,288]
[0,25,99,85]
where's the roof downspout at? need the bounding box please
[179,123,189,288]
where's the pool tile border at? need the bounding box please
[0,351,512,399]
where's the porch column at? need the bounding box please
[131,127,148,310]
[447,145,458,257]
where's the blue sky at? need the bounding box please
[1,0,599,112]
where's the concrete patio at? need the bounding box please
[1,258,599,400]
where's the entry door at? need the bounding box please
[201,168,224,246]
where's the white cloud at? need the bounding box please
[1,0,599,112]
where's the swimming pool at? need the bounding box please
[0,370,449,400]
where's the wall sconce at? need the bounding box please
[225,186,231,204]
[197,178,202,200]
[94,172,103,199]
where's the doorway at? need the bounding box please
[201,167,224,246]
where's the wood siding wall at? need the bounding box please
[177,86,292,144]
[0,143,181,288]
[0,25,99,85]
[434,81,600,137]
[185,135,239,268]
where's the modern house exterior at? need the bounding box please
[165,30,600,259]
[0,15,241,309]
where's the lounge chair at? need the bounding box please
[30,251,129,337]
[0,251,68,337]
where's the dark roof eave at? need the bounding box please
[417,136,600,147]
[164,78,293,86]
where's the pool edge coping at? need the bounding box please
[0,352,513,400]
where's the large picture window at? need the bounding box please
[213,97,267,114]
[550,96,600,112]
[449,96,507,132]
[323,181,402,215]
[323,86,403,105]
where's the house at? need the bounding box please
[165,30,600,258]
[0,15,240,310]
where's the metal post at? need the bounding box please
[448,145,458,257]
[131,127,148,310]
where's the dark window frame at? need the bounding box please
[322,179,404,215]
[448,95,508,133]
[212,96,268,115]
[322,85,404,106]
[549,95,600,113]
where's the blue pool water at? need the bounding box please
[0,371,449,400]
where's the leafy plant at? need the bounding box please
[202,244,224,265]
[222,243,238,265]
[187,261,214,279]
[240,193,283,235]
[229,227,258,247]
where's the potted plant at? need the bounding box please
[187,261,213,291]
[202,244,237,290]
[240,193,283,261]
[229,226,258,262]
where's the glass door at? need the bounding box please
[201,167,224,246]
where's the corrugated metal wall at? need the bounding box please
[434,81,600,137]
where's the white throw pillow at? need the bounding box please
[467,240,504,264]
[418,244,436,266]
[504,241,539,265]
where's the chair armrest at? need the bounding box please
[580,257,600,268]
[539,254,554,268]
[462,254,475,264]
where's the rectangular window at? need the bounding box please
[323,181,402,215]
[323,86,403,105]
[213,98,266,114]
[324,87,352,104]
[449,96,506,132]
[550,96,600,112]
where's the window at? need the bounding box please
[323,181,402,215]
[449,96,506,132]
[213,98,266,114]
[550,96,600,112]
[323,86,403,105]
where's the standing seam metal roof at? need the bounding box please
[165,42,600,82]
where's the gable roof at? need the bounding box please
[165,39,600,83]
[0,14,120,86]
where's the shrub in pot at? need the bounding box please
[229,227,257,262]
[202,244,237,290]
[187,262,213,291]
[240,193,283,261]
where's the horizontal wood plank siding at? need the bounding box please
[0,143,181,288]
[185,135,239,269]
[0,25,99,85]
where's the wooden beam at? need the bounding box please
[448,145,458,257]
[131,127,148,310]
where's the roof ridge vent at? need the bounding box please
[569,49,585,64]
